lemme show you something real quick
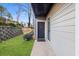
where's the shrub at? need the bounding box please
[23,31,33,41]
[7,23,16,27]
[0,22,6,25]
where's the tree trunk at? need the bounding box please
[28,13,30,27]
[28,6,31,28]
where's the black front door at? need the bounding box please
[38,22,45,41]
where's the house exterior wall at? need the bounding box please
[76,3,79,56]
[31,6,36,39]
[45,3,75,56]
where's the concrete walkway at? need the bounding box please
[31,40,56,56]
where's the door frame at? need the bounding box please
[36,20,46,40]
[48,17,50,41]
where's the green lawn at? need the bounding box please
[0,35,34,56]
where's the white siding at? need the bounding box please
[76,4,79,56]
[46,3,75,56]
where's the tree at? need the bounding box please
[28,5,31,28]
[0,6,5,17]
[14,4,27,23]
[16,6,21,22]
[0,5,13,24]
[14,4,31,28]
[21,4,31,28]
[6,11,13,20]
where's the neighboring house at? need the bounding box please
[31,3,75,56]
[0,17,12,24]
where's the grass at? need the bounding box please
[0,35,34,56]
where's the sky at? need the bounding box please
[0,3,33,26]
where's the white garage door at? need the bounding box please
[49,3,75,56]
